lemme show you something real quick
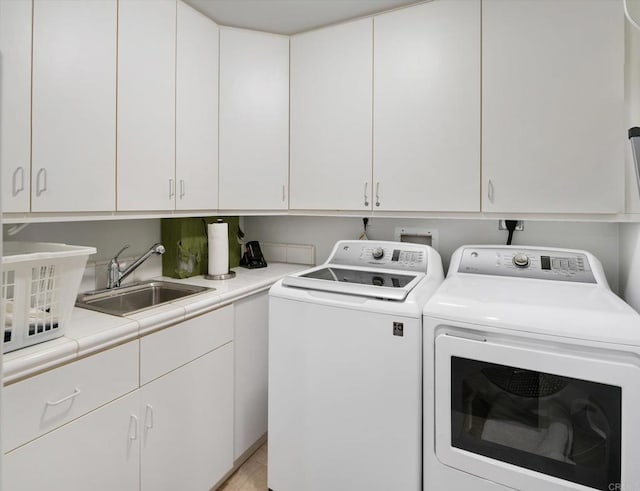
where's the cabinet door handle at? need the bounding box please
[46,387,81,406]
[179,179,185,199]
[129,415,139,441]
[282,184,286,202]
[36,168,47,196]
[12,167,24,196]
[364,182,369,207]
[488,179,495,204]
[375,182,380,207]
[145,404,154,429]
[169,178,175,199]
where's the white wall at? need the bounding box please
[626,8,640,213]
[620,223,640,311]
[4,217,621,294]
[3,219,163,291]
[618,5,640,311]
[3,219,161,261]
[244,216,621,292]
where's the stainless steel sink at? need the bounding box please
[76,280,213,316]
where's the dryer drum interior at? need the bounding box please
[451,356,622,491]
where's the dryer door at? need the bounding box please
[434,333,640,491]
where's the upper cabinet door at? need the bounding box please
[373,1,480,212]
[290,19,373,211]
[219,28,289,210]
[31,0,117,212]
[0,0,31,213]
[482,0,624,214]
[118,0,176,211]
[176,1,219,211]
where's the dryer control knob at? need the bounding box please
[513,253,530,268]
[372,247,384,260]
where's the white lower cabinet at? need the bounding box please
[3,391,140,491]
[5,342,233,491]
[140,343,234,491]
[4,308,235,491]
[234,292,269,459]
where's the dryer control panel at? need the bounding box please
[329,240,429,273]
[458,247,596,283]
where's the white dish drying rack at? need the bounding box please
[2,242,96,353]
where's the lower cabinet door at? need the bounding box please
[140,342,234,491]
[234,292,269,459]
[3,391,140,491]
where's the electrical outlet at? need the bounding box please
[498,220,524,231]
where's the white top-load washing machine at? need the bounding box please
[423,245,640,491]
[268,240,444,491]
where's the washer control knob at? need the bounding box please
[372,247,384,260]
[513,253,530,268]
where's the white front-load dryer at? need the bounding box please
[423,245,640,491]
[268,240,444,491]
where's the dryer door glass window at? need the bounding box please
[451,357,621,491]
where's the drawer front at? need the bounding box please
[140,305,233,385]
[3,340,139,453]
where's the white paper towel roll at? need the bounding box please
[208,221,229,275]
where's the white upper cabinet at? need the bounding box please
[0,0,31,213]
[176,1,219,211]
[373,0,480,212]
[118,0,176,211]
[219,28,289,210]
[31,0,117,212]
[482,0,624,214]
[290,19,373,211]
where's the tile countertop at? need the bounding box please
[3,263,309,385]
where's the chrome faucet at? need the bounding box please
[107,243,165,289]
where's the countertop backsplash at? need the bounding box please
[78,242,314,293]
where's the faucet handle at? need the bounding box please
[113,244,131,261]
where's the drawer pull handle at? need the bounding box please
[46,387,81,406]
[129,415,139,441]
[145,404,154,429]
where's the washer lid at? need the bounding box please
[282,265,424,301]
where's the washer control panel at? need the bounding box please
[330,240,429,273]
[458,247,596,283]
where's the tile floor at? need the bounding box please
[218,443,268,491]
